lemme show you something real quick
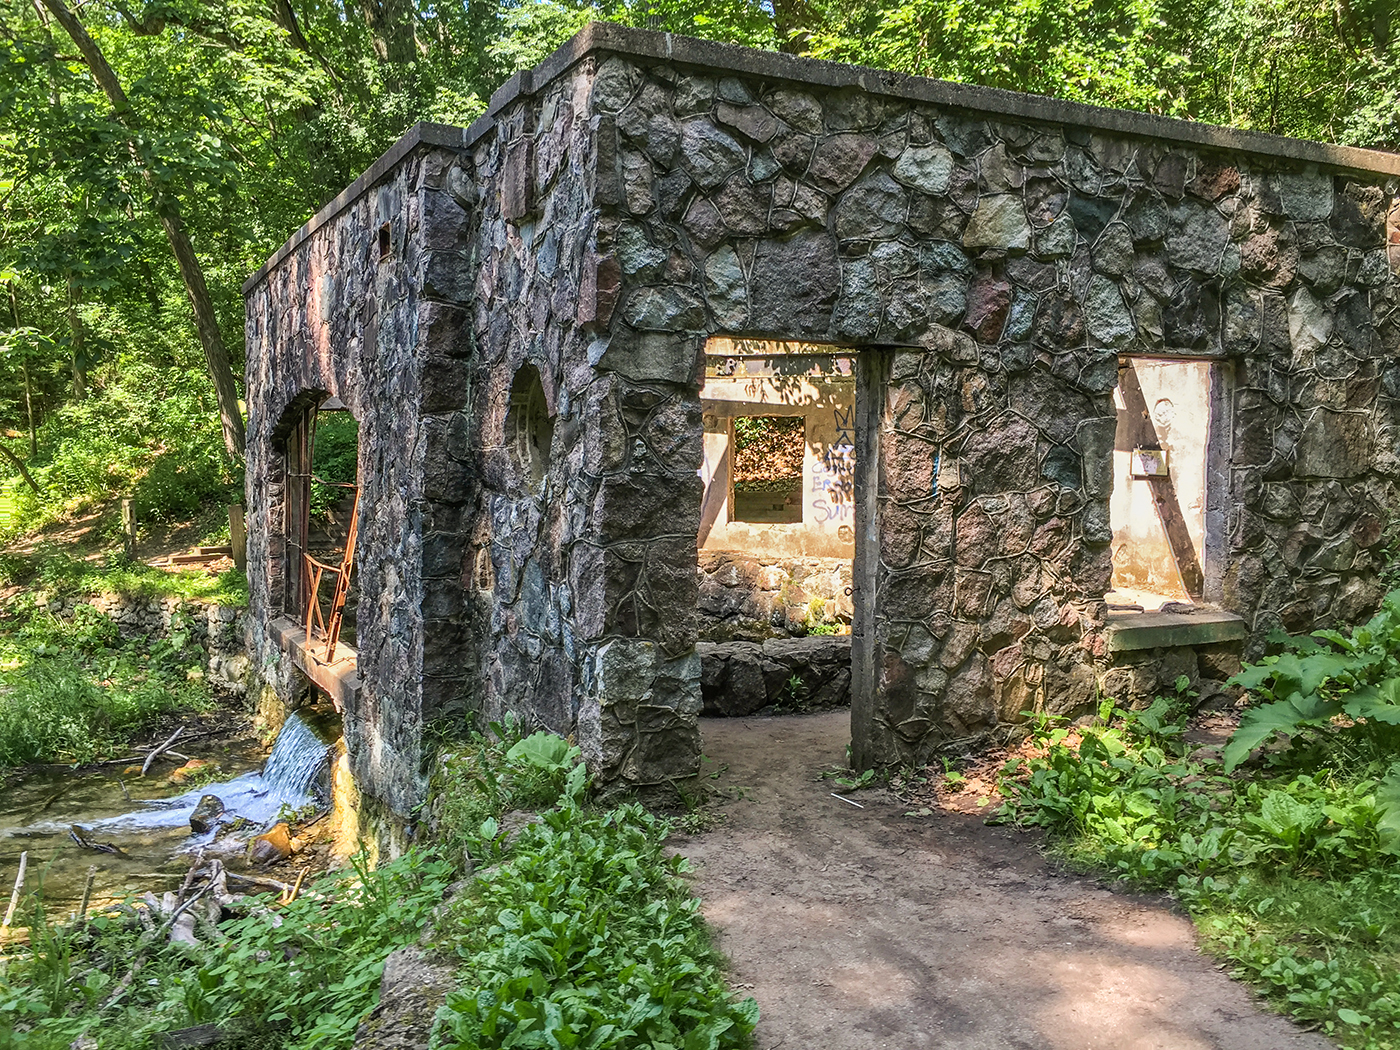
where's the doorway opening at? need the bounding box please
[283,396,361,657]
[695,337,864,719]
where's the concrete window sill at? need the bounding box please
[1104,608,1248,653]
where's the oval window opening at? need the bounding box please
[505,364,552,490]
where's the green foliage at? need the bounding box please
[0,598,213,766]
[4,724,753,1050]
[0,362,239,537]
[309,411,359,521]
[1222,591,1400,771]
[0,852,456,1050]
[1193,872,1400,1047]
[433,718,589,859]
[1000,669,1400,1046]
[438,801,758,1050]
[807,0,1399,147]
[0,548,247,605]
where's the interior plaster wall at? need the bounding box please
[1110,359,1212,601]
[699,368,857,559]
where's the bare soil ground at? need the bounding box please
[679,711,1333,1050]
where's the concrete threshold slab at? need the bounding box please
[1105,608,1248,653]
[269,616,361,710]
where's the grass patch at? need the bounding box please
[0,601,214,766]
[1,728,758,1050]
[0,548,247,606]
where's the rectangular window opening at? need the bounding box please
[1108,357,1214,613]
[731,415,805,524]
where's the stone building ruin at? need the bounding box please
[242,23,1400,822]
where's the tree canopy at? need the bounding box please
[0,0,1393,521]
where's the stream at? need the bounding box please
[0,713,333,919]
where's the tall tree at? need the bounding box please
[35,0,245,457]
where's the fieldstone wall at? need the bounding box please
[244,136,476,816]
[697,549,852,639]
[580,35,1400,767]
[457,64,706,785]
[698,635,852,715]
[33,594,248,693]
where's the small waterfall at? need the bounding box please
[33,713,334,837]
[262,713,333,800]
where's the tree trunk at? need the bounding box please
[38,0,246,459]
[22,361,35,459]
[0,443,42,495]
[67,278,86,399]
[7,283,36,457]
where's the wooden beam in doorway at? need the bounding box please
[1117,360,1205,601]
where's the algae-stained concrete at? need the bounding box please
[244,22,1400,817]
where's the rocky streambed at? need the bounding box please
[0,713,334,923]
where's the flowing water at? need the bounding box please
[0,713,332,916]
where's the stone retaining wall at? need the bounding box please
[698,636,851,715]
[697,549,853,639]
[32,594,249,694]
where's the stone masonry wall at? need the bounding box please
[244,142,471,816]
[697,549,853,639]
[458,63,706,784]
[580,37,1400,767]
[34,594,248,693]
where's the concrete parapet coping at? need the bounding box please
[1105,608,1248,653]
[269,616,361,711]
[242,123,465,296]
[243,22,1400,298]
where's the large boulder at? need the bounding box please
[698,636,852,715]
[353,947,457,1050]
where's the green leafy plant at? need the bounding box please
[998,669,1400,1047]
[0,599,214,767]
[437,800,758,1050]
[1223,591,1400,772]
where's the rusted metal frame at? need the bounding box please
[299,481,359,659]
[1117,359,1206,600]
[287,402,361,660]
[321,486,360,660]
[302,552,330,642]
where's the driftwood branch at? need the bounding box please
[77,865,96,924]
[283,866,310,904]
[223,871,294,895]
[1,850,28,929]
[141,725,185,776]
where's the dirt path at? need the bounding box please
[680,711,1332,1050]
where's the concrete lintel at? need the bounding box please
[269,615,361,710]
[1105,609,1248,653]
